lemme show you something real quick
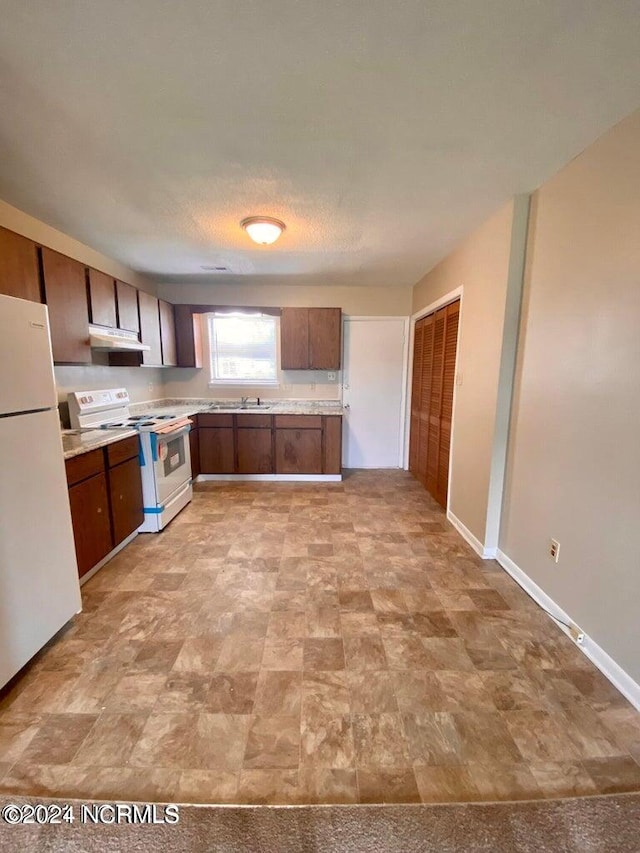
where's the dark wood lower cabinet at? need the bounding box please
[199,428,235,474]
[189,427,200,478]
[108,456,144,544]
[323,416,343,474]
[276,429,322,474]
[193,413,342,476]
[67,472,113,578]
[65,437,143,579]
[237,428,273,474]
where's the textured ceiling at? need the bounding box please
[0,1,639,288]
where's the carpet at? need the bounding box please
[0,793,639,852]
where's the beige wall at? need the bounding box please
[55,364,164,420]
[157,281,412,316]
[0,199,154,293]
[158,281,411,402]
[0,197,164,408]
[412,201,515,543]
[500,110,640,682]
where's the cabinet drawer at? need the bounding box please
[106,435,140,468]
[236,414,272,429]
[198,413,233,428]
[274,415,322,429]
[65,449,105,486]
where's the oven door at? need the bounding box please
[151,423,192,505]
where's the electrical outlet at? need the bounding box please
[549,539,560,562]
[282,384,292,391]
[309,382,316,391]
[327,372,336,381]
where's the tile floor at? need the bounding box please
[1,471,639,804]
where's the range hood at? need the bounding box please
[89,325,150,352]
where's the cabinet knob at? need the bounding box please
[97,507,102,513]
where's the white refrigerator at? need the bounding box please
[0,293,82,688]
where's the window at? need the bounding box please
[207,313,278,385]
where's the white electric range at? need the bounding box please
[68,388,193,532]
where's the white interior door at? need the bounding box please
[342,317,408,468]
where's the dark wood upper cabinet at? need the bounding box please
[138,291,162,366]
[40,247,91,364]
[159,299,177,366]
[280,307,341,370]
[0,226,41,303]
[115,280,140,333]
[174,305,203,368]
[309,308,341,369]
[87,268,117,328]
[280,308,309,369]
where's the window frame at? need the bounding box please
[206,312,280,387]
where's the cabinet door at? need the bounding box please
[68,473,113,578]
[174,306,203,368]
[199,427,235,473]
[280,307,309,369]
[138,290,162,366]
[115,280,140,333]
[309,308,341,369]
[40,247,90,364]
[237,428,273,474]
[323,416,342,474]
[0,227,41,303]
[159,299,177,366]
[88,268,117,328]
[108,456,144,545]
[276,429,322,474]
[189,427,200,478]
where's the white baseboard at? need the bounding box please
[496,549,640,712]
[447,511,497,559]
[196,474,342,483]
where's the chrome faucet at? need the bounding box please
[240,396,261,407]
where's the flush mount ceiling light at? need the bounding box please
[241,216,286,245]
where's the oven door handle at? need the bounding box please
[154,418,192,437]
[150,423,191,462]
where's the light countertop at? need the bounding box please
[61,428,138,460]
[61,399,343,459]
[131,399,345,418]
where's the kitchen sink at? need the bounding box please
[205,403,272,411]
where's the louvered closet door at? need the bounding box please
[436,301,459,507]
[418,314,434,485]
[426,308,446,497]
[409,299,459,509]
[408,319,424,473]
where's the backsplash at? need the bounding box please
[54,365,165,425]
[161,367,342,402]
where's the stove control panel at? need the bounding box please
[67,388,131,429]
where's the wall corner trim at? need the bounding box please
[495,549,640,712]
[447,510,496,559]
